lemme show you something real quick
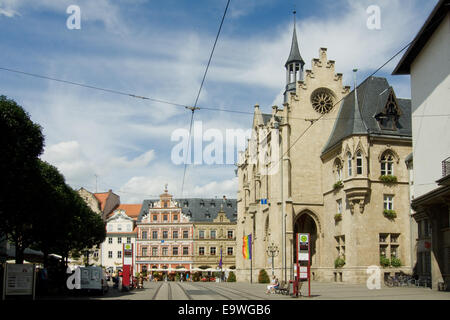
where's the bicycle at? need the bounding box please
[384,275,400,287]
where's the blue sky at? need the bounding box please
[0,0,438,203]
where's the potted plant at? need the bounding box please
[380,255,390,267]
[333,181,344,191]
[227,271,236,282]
[334,257,345,268]
[258,269,270,283]
[379,175,398,184]
[334,213,342,222]
[383,209,397,220]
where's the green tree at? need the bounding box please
[0,96,44,263]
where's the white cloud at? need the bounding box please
[4,0,434,204]
[0,0,125,32]
[0,7,19,17]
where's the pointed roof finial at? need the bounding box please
[285,9,304,67]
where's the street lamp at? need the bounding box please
[266,242,279,277]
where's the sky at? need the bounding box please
[0,0,439,203]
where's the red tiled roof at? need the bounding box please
[94,192,109,211]
[107,204,142,219]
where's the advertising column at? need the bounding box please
[122,243,133,291]
[296,233,310,297]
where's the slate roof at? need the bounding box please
[285,23,304,67]
[322,77,412,155]
[137,198,237,223]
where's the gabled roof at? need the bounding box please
[393,0,450,75]
[322,77,412,156]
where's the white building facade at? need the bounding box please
[101,209,137,273]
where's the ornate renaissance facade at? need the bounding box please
[136,188,194,274]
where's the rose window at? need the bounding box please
[311,89,335,114]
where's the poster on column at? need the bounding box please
[123,243,133,266]
[298,233,309,262]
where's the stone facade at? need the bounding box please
[236,24,413,284]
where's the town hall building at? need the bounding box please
[236,17,414,284]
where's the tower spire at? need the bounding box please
[284,10,305,103]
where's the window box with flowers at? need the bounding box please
[333,181,344,191]
[380,255,390,267]
[391,256,402,268]
[383,209,397,220]
[379,175,398,184]
[334,214,342,222]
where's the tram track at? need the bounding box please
[207,283,271,300]
[151,282,163,300]
[176,282,193,300]
[190,282,233,300]
[168,282,173,300]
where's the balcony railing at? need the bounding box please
[443,157,450,177]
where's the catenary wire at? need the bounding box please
[180,0,231,196]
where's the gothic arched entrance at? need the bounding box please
[294,212,319,267]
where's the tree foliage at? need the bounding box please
[0,96,105,264]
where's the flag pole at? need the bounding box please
[250,233,253,284]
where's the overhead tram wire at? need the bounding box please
[1,10,447,122]
[180,0,231,196]
[2,65,447,120]
[0,66,190,110]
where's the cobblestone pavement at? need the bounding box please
[46,280,450,300]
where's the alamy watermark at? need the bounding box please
[66,5,81,30]
[170,121,280,175]
[66,266,81,289]
[366,5,381,30]
[366,265,381,290]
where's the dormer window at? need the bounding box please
[375,89,402,131]
[200,200,205,208]
[205,210,211,219]
[210,201,215,207]
[184,201,188,207]
[227,201,232,208]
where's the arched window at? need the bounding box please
[347,152,352,177]
[381,153,394,176]
[356,151,363,175]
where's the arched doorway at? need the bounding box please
[294,212,318,267]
